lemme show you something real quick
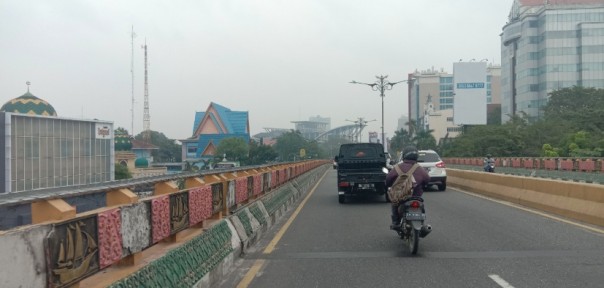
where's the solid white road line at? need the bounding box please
[488,274,515,288]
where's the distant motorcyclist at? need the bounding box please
[385,145,430,229]
[483,154,495,172]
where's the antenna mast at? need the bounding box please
[130,26,136,136]
[142,40,151,142]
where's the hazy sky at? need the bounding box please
[1,0,512,140]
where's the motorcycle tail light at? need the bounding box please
[436,161,446,168]
[410,201,421,208]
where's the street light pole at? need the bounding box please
[346,117,376,142]
[350,75,406,149]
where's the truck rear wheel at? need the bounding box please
[338,195,345,204]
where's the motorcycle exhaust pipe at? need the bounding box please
[419,225,432,238]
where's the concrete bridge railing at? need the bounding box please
[448,168,604,227]
[0,160,329,288]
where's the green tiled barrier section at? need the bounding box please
[262,185,295,216]
[249,204,267,226]
[108,221,233,288]
[237,210,254,237]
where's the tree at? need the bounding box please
[405,119,420,138]
[272,130,324,161]
[115,164,132,180]
[134,130,181,162]
[215,137,249,162]
[389,128,412,156]
[413,129,437,151]
[248,141,278,165]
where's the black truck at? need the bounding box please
[335,143,389,204]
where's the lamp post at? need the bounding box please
[346,117,375,142]
[350,75,406,148]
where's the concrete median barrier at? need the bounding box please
[448,169,604,227]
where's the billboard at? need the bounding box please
[453,62,487,125]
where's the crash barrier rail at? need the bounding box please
[0,160,329,288]
[447,169,604,228]
[444,157,604,184]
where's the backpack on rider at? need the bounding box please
[387,163,420,203]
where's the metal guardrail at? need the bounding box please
[0,163,278,208]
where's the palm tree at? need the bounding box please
[405,119,420,138]
[413,128,437,150]
[390,128,412,155]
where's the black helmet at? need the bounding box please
[402,145,419,161]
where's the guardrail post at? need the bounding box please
[185,177,205,189]
[154,181,179,195]
[106,188,138,207]
[31,199,76,224]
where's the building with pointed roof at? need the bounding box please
[181,102,250,168]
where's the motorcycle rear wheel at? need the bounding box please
[408,229,419,255]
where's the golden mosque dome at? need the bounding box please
[1,83,57,116]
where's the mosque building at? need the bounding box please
[0,83,114,193]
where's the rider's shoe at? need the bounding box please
[390,221,401,230]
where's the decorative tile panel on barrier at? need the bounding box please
[211,183,223,214]
[523,159,534,169]
[46,215,99,288]
[235,177,248,204]
[561,159,574,171]
[188,186,212,226]
[253,175,262,196]
[151,196,170,244]
[579,160,595,172]
[544,159,556,170]
[227,180,236,210]
[263,173,270,192]
[271,171,277,188]
[170,192,189,234]
[98,208,122,269]
[247,176,254,199]
[121,203,151,256]
[280,169,286,184]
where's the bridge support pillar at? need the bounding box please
[31,199,76,224]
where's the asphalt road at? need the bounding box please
[219,169,604,288]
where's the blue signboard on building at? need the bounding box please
[457,82,485,89]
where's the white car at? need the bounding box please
[398,149,447,191]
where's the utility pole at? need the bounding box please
[142,40,151,143]
[130,26,136,136]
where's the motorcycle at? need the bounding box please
[382,168,431,255]
[484,161,495,173]
[394,197,431,255]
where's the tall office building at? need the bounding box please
[501,0,604,122]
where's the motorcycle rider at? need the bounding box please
[483,154,495,172]
[385,145,430,229]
